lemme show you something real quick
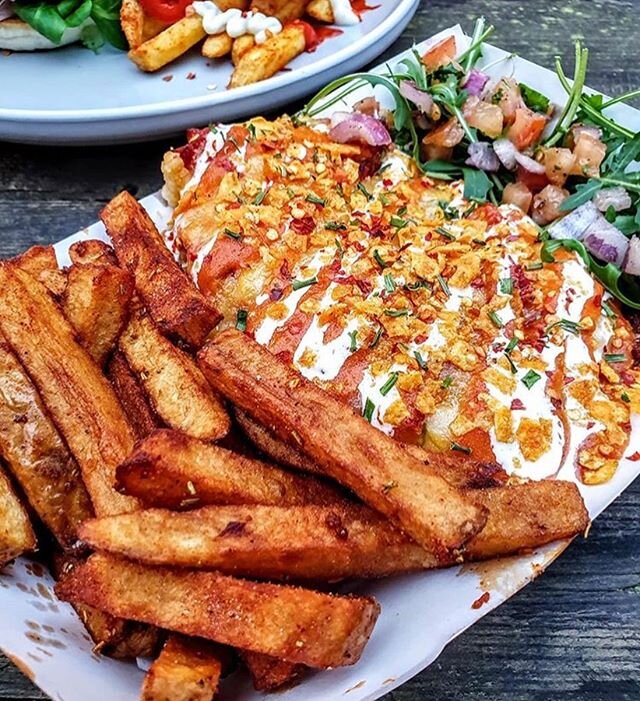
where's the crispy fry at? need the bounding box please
[0,263,138,517]
[62,263,134,366]
[69,240,118,266]
[13,244,67,297]
[128,15,206,72]
[251,0,306,21]
[107,350,162,440]
[202,32,233,59]
[100,192,220,348]
[0,465,36,566]
[198,329,486,556]
[216,0,248,7]
[51,553,160,658]
[55,553,380,669]
[121,0,168,49]
[305,0,333,22]
[116,429,344,509]
[80,479,588,580]
[229,24,306,88]
[161,151,192,209]
[241,651,306,692]
[231,34,255,65]
[141,635,225,701]
[119,310,229,441]
[0,343,93,552]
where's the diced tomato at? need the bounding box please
[423,117,464,148]
[541,147,576,186]
[531,184,569,225]
[507,107,548,150]
[570,132,607,177]
[422,35,456,72]
[516,163,549,193]
[489,78,523,126]
[139,0,190,22]
[502,181,533,213]
[468,203,502,226]
[463,96,504,139]
[197,238,256,295]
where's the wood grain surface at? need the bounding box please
[1,1,639,699]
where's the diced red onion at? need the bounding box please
[465,141,500,172]
[462,69,490,96]
[583,216,630,266]
[593,186,633,212]
[514,151,546,174]
[0,0,13,20]
[624,236,640,276]
[493,138,519,170]
[399,80,434,115]
[329,112,392,147]
[548,201,600,240]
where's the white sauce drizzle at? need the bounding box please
[357,364,408,435]
[329,0,360,25]
[192,2,282,44]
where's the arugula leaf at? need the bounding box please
[65,0,92,27]
[519,83,550,113]
[462,167,492,202]
[90,0,126,49]
[81,22,104,51]
[559,179,602,211]
[14,2,69,43]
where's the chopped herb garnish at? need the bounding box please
[526,262,543,271]
[435,226,455,240]
[383,273,396,293]
[604,353,626,363]
[521,369,542,389]
[547,319,581,336]
[325,221,346,231]
[363,398,375,423]
[373,249,388,269]
[369,325,383,348]
[505,352,518,374]
[382,480,398,494]
[437,274,450,297]
[348,329,358,352]
[228,135,241,151]
[292,276,318,291]
[499,278,513,295]
[390,215,408,229]
[472,238,487,246]
[380,372,399,396]
[335,237,343,253]
[519,82,551,113]
[414,350,427,369]
[488,310,504,328]
[306,193,326,206]
[438,201,459,220]
[441,375,453,390]
[505,337,519,354]
[451,441,472,455]
[601,301,617,319]
[357,182,373,200]
[384,308,410,317]
[253,188,269,206]
[247,123,257,140]
[621,391,631,403]
[397,205,408,216]
[223,227,242,240]
[379,193,391,206]
[336,183,346,199]
[235,309,248,332]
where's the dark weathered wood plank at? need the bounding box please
[1,0,639,699]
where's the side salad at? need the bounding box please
[302,18,640,310]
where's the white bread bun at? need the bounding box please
[0,16,91,50]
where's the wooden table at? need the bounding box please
[1,0,639,698]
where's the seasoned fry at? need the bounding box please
[100,192,220,348]
[305,0,333,22]
[216,0,248,7]
[116,429,344,509]
[229,24,306,88]
[0,264,138,517]
[198,329,486,555]
[0,465,36,566]
[251,0,306,21]
[80,480,588,580]
[62,263,134,366]
[241,651,306,692]
[0,343,93,552]
[202,32,233,59]
[107,350,162,440]
[69,240,118,266]
[128,15,207,72]
[141,635,225,701]
[120,0,168,49]
[55,553,380,669]
[51,553,160,659]
[13,244,67,297]
[119,309,230,441]
[231,34,255,65]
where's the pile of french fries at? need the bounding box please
[0,190,590,698]
[122,0,341,86]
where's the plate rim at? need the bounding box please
[0,0,418,123]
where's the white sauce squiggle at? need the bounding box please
[192,2,282,44]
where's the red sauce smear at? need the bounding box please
[292,20,343,52]
[471,591,491,610]
[627,451,640,462]
[351,0,380,17]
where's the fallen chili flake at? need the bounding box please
[627,452,640,462]
[162,74,173,82]
[186,72,197,80]
[471,591,491,610]
[290,216,316,235]
[219,521,247,537]
[510,398,526,410]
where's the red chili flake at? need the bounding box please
[228,201,242,209]
[353,241,366,252]
[362,216,386,238]
[219,521,246,537]
[280,260,291,279]
[383,178,393,187]
[162,74,173,82]
[269,287,283,301]
[470,276,485,289]
[563,375,575,385]
[510,399,525,410]
[587,421,595,429]
[186,72,196,80]
[358,148,382,179]
[276,349,293,364]
[593,294,602,308]
[325,512,349,540]
[627,451,640,462]
[414,334,427,344]
[354,278,373,296]
[620,370,635,386]
[471,591,491,610]
[290,216,316,235]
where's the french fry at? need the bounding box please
[141,635,225,701]
[62,263,134,366]
[50,553,160,658]
[231,34,255,65]
[80,479,588,580]
[128,15,207,73]
[251,0,306,21]
[0,465,36,566]
[107,350,162,440]
[216,0,249,7]
[100,192,220,348]
[69,240,118,266]
[119,309,230,441]
[202,32,233,59]
[116,429,344,509]
[0,342,93,552]
[13,244,67,297]
[241,651,306,692]
[197,329,486,556]
[305,0,333,22]
[55,553,380,669]
[0,263,138,517]
[229,24,306,88]
[121,0,168,49]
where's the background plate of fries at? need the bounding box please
[0,0,418,145]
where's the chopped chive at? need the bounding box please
[292,276,318,291]
[383,273,396,293]
[488,311,504,328]
[406,280,429,292]
[390,216,408,229]
[547,319,581,336]
[504,352,518,374]
[414,350,427,369]
[336,183,346,199]
[357,182,373,200]
[441,375,453,390]
[384,308,410,317]
[223,227,242,240]
[253,188,269,205]
[286,187,295,198]
[451,441,472,455]
[525,262,543,271]
[363,398,375,422]
[235,309,248,332]
[325,221,346,231]
[348,329,358,352]
[621,391,631,403]
[228,135,241,151]
[521,369,541,389]
[505,337,519,354]
[438,201,459,220]
[306,193,326,206]
[335,237,344,253]
[369,325,383,348]
[435,226,455,241]
[397,205,408,216]
[247,123,257,140]
[373,249,388,269]
[380,372,399,396]
[604,353,626,363]
[601,301,617,319]
[499,278,513,295]
[472,238,487,246]
[437,274,450,297]
[379,193,391,206]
